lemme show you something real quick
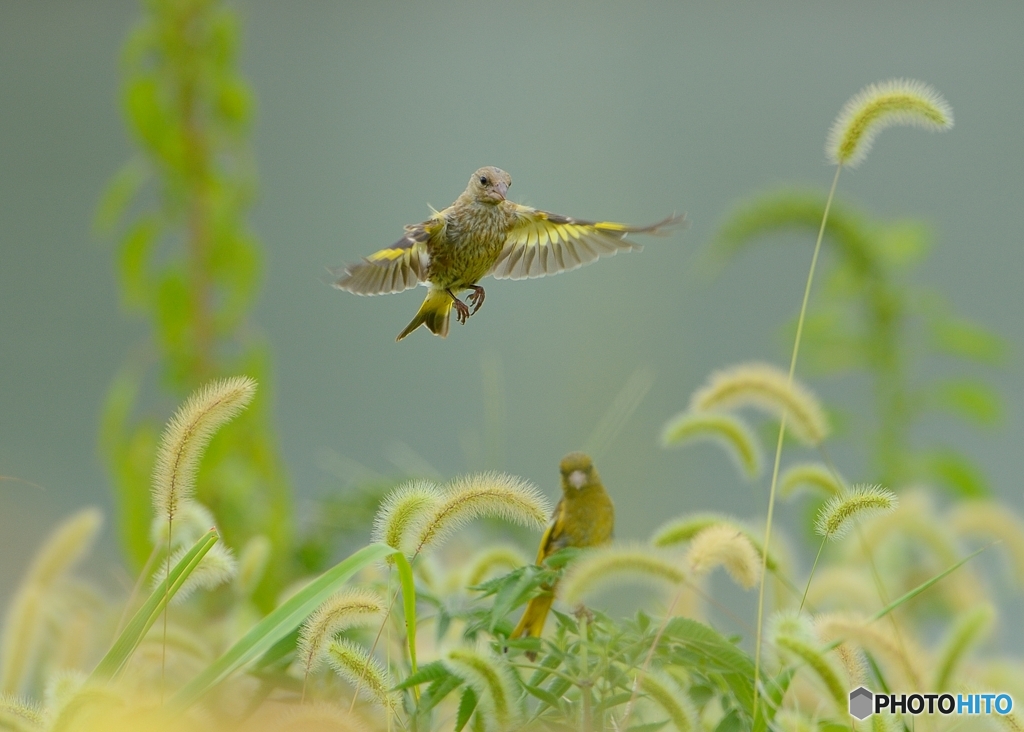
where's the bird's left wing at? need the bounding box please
[489,206,683,280]
[332,216,444,295]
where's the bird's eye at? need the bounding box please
[479,176,489,185]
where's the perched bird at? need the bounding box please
[333,167,683,341]
[509,452,614,654]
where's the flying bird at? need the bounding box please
[509,452,614,657]
[332,167,683,341]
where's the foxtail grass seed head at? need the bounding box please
[151,376,257,525]
[685,526,761,589]
[412,472,549,554]
[638,670,698,732]
[780,462,844,499]
[815,485,898,541]
[234,535,272,597]
[561,544,686,605]
[153,543,237,603]
[445,646,518,729]
[661,411,763,479]
[464,545,529,586]
[0,694,44,730]
[370,480,442,558]
[934,604,995,692]
[827,79,953,168]
[0,508,102,695]
[326,639,397,712]
[949,501,1024,585]
[650,513,736,548]
[149,502,217,550]
[297,590,386,676]
[690,363,830,446]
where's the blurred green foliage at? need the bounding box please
[711,191,1006,497]
[96,0,292,606]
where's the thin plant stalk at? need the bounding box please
[751,163,842,718]
[798,538,828,613]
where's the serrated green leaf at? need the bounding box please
[455,686,478,732]
[395,661,450,690]
[419,673,464,715]
[522,683,562,711]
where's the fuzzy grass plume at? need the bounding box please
[371,480,442,558]
[411,472,549,555]
[934,604,995,692]
[637,670,698,732]
[561,544,686,605]
[326,639,397,712]
[826,79,953,168]
[650,512,736,548]
[0,508,102,695]
[153,543,237,604]
[685,525,761,589]
[690,363,829,446]
[661,411,763,478]
[780,462,844,498]
[445,646,518,730]
[768,612,845,711]
[949,501,1024,585]
[814,485,897,541]
[151,376,257,525]
[464,545,529,587]
[297,590,385,678]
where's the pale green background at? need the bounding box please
[2,2,1022,640]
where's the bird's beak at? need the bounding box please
[494,181,508,200]
[568,470,587,489]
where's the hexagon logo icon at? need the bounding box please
[849,686,874,720]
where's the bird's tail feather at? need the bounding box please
[509,589,555,659]
[397,289,452,341]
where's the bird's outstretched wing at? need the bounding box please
[332,216,444,295]
[489,207,684,281]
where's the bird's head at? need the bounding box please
[468,166,511,204]
[560,451,597,492]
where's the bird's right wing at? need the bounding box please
[332,215,444,295]
[489,207,684,280]
[536,498,566,563]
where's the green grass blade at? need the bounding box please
[168,542,395,711]
[89,529,219,682]
[394,553,418,675]
[868,544,988,623]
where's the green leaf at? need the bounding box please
[117,215,160,311]
[394,553,418,676]
[924,449,989,498]
[419,673,464,715]
[661,618,772,728]
[930,318,1006,365]
[522,683,562,711]
[168,542,396,710]
[395,661,450,690]
[89,529,218,682]
[455,686,478,732]
[625,722,669,732]
[932,379,1003,426]
[94,159,149,235]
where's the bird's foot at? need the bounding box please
[467,285,486,315]
[448,289,471,324]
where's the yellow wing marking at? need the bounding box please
[332,214,445,295]
[490,207,683,281]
